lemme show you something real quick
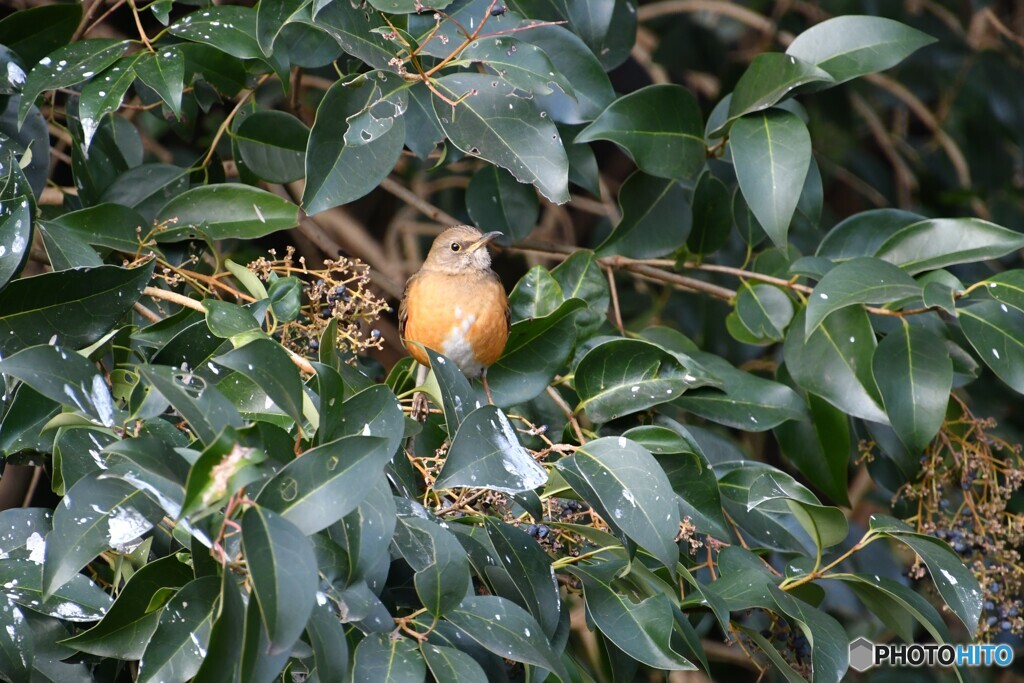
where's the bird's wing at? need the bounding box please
[398,274,416,339]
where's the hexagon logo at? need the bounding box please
[849,637,875,672]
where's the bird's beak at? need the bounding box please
[465,231,503,253]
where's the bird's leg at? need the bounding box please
[412,364,430,422]
[481,368,494,405]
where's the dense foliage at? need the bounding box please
[0,0,1022,681]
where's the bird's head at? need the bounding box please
[423,225,502,273]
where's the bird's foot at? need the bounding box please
[412,391,430,422]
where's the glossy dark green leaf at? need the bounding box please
[192,573,245,683]
[235,110,309,184]
[156,184,298,241]
[0,262,153,356]
[324,383,404,458]
[774,391,850,506]
[433,72,569,203]
[306,600,349,681]
[45,203,147,252]
[839,574,952,645]
[783,307,886,423]
[329,474,396,587]
[461,36,572,97]
[421,643,487,682]
[302,73,407,214]
[733,283,794,343]
[575,338,716,423]
[725,53,833,124]
[487,297,584,408]
[404,83,445,159]
[483,519,560,638]
[213,339,304,424]
[137,577,219,683]
[238,589,291,683]
[731,110,811,248]
[0,4,81,66]
[351,633,426,682]
[169,6,262,60]
[578,85,704,180]
[0,345,117,427]
[816,208,924,261]
[139,365,244,446]
[958,300,1024,393]
[508,265,563,321]
[242,506,317,654]
[747,473,848,550]
[0,96,49,198]
[393,514,470,617]
[257,434,394,534]
[599,172,689,258]
[18,39,129,126]
[0,595,30,683]
[983,270,1024,313]
[267,277,302,323]
[312,1,396,70]
[560,0,637,69]
[255,0,307,55]
[135,47,185,118]
[52,427,116,494]
[551,249,609,336]
[203,300,263,341]
[0,558,112,622]
[786,15,936,85]
[466,165,539,243]
[0,508,51,560]
[59,554,194,659]
[686,172,731,255]
[675,352,805,431]
[38,222,102,270]
[368,0,452,11]
[874,218,1024,275]
[524,25,615,124]
[568,562,696,670]
[715,463,815,554]
[557,437,679,573]
[423,350,476,437]
[768,586,848,683]
[99,163,190,222]
[805,257,921,333]
[0,180,31,289]
[435,404,547,493]
[43,473,161,596]
[868,515,982,632]
[873,323,951,453]
[446,595,568,680]
[79,54,142,150]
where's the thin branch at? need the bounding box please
[379,176,461,226]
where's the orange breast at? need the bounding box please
[402,272,508,375]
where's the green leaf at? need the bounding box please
[234,110,309,184]
[18,39,129,126]
[465,165,539,243]
[838,574,952,644]
[524,24,615,123]
[0,596,30,683]
[483,519,561,638]
[715,463,815,554]
[0,179,31,289]
[393,515,470,617]
[0,345,116,427]
[461,36,572,97]
[352,633,426,682]
[425,351,475,437]
[557,437,680,573]
[44,203,146,252]
[43,474,161,597]
[302,73,407,214]
[551,250,609,336]
[213,339,305,424]
[404,83,445,159]
[421,643,487,682]
[816,208,924,260]
[675,352,805,431]
[487,297,585,408]
[0,559,112,622]
[192,574,245,683]
[169,6,262,60]
[774,391,851,506]
[256,435,394,534]
[686,171,732,255]
[958,300,1024,393]
[156,184,298,241]
[37,223,102,271]
[868,515,982,632]
[139,365,244,446]
[578,84,704,180]
[786,16,936,85]
[306,601,350,682]
[568,562,696,671]
[135,47,185,118]
[872,322,951,453]
[0,262,153,356]
[559,0,637,70]
[874,217,1024,275]
[747,473,848,550]
[446,595,568,681]
[267,277,302,322]
[242,506,318,654]
[983,270,1024,313]
[59,554,194,659]
[733,283,794,342]
[731,110,812,248]
[255,0,307,56]
[784,307,886,423]
[435,404,547,493]
[79,54,142,150]
[599,172,690,258]
[575,338,717,423]
[508,265,563,321]
[310,2,396,71]
[0,96,49,198]
[724,53,833,124]
[367,0,452,11]
[805,257,921,334]
[0,4,81,66]
[137,577,219,683]
[433,72,569,203]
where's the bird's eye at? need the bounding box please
[450,242,461,252]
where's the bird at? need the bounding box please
[399,226,509,395]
